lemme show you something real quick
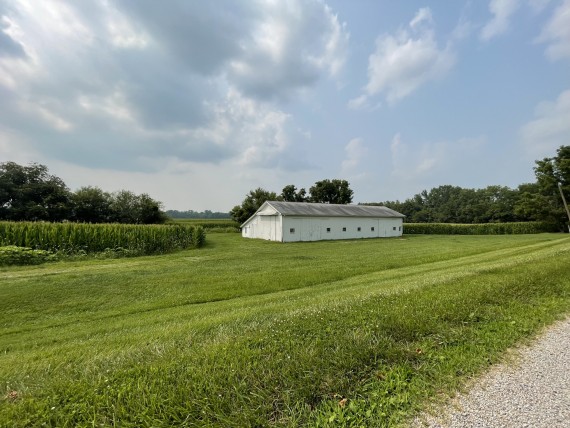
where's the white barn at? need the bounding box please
[241,201,405,242]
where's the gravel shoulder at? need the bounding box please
[411,317,570,428]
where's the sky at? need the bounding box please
[1,0,569,212]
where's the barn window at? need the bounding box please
[399,226,402,231]
[371,227,375,231]
[342,227,346,232]
[326,227,331,232]
[393,227,396,231]
[290,228,295,234]
[357,227,361,232]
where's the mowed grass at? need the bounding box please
[1,234,570,426]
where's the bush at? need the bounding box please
[0,246,55,266]
[403,222,559,235]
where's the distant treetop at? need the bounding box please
[166,210,230,219]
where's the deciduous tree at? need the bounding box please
[0,162,71,221]
[109,190,167,224]
[230,188,279,224]
[309,179,353,204]
[528,145,570,229]
[281,184,307,202]
[72,186,112,223]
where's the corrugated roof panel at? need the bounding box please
[266,201,405,218]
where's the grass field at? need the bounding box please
[1,234,570,426]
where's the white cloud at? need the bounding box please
[390,133,440,180]
[341,138,368,178]
[77,88,135,125]
[347,95,368,110]
[347,94,382,111]
[319,6,349,77]
[390,133,487,183]
[205,89,294,169]
[351,8,455,106]
[105,4,149,49]
[409,8,434,30]
[229,0,349,100]
[0,0,344,173]
[536,0,570,60]
[520,89,570,157]
[527,0,551,13]
[17,100,73,131]
[480,0,521,41]
[450,4,476,42]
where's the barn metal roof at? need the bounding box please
[265,201,405,218]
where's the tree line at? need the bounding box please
[0,162,167,224]
[365,145,570,231]
[230,179,353,223]
[230,146,570,231]
[166,210,230,219]
[4,146,567,228]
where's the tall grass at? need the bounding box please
[0,222,205,255]
[404,221,558,235]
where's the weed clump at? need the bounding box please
[0,246,56,266]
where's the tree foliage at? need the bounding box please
[366,145,570,230]
[72,186,113,223]
[369,185,527,224]
[0,162,167,224]
[230,188,280,224]
[527,145,570,229]
[110,190,142,224]
[281,185,307,202]
[110,190,167,224]
[231,180,355,223]
[0,162,71,221]
[309,179,353,204]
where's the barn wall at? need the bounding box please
[378,218,404,237]
[281,216,403,242]
[241,215,282,241]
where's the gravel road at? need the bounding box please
[411,317,570,428]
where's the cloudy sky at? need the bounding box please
[1,0,569,211]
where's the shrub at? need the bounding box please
[0,246,55,266]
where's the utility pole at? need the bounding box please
[559,182,570,233]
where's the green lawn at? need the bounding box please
[1,234,570,426]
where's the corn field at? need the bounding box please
[0,222,206,255]
[403,222,559,235]
[168,219,240,231]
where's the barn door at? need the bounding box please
[302,219,320,241]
